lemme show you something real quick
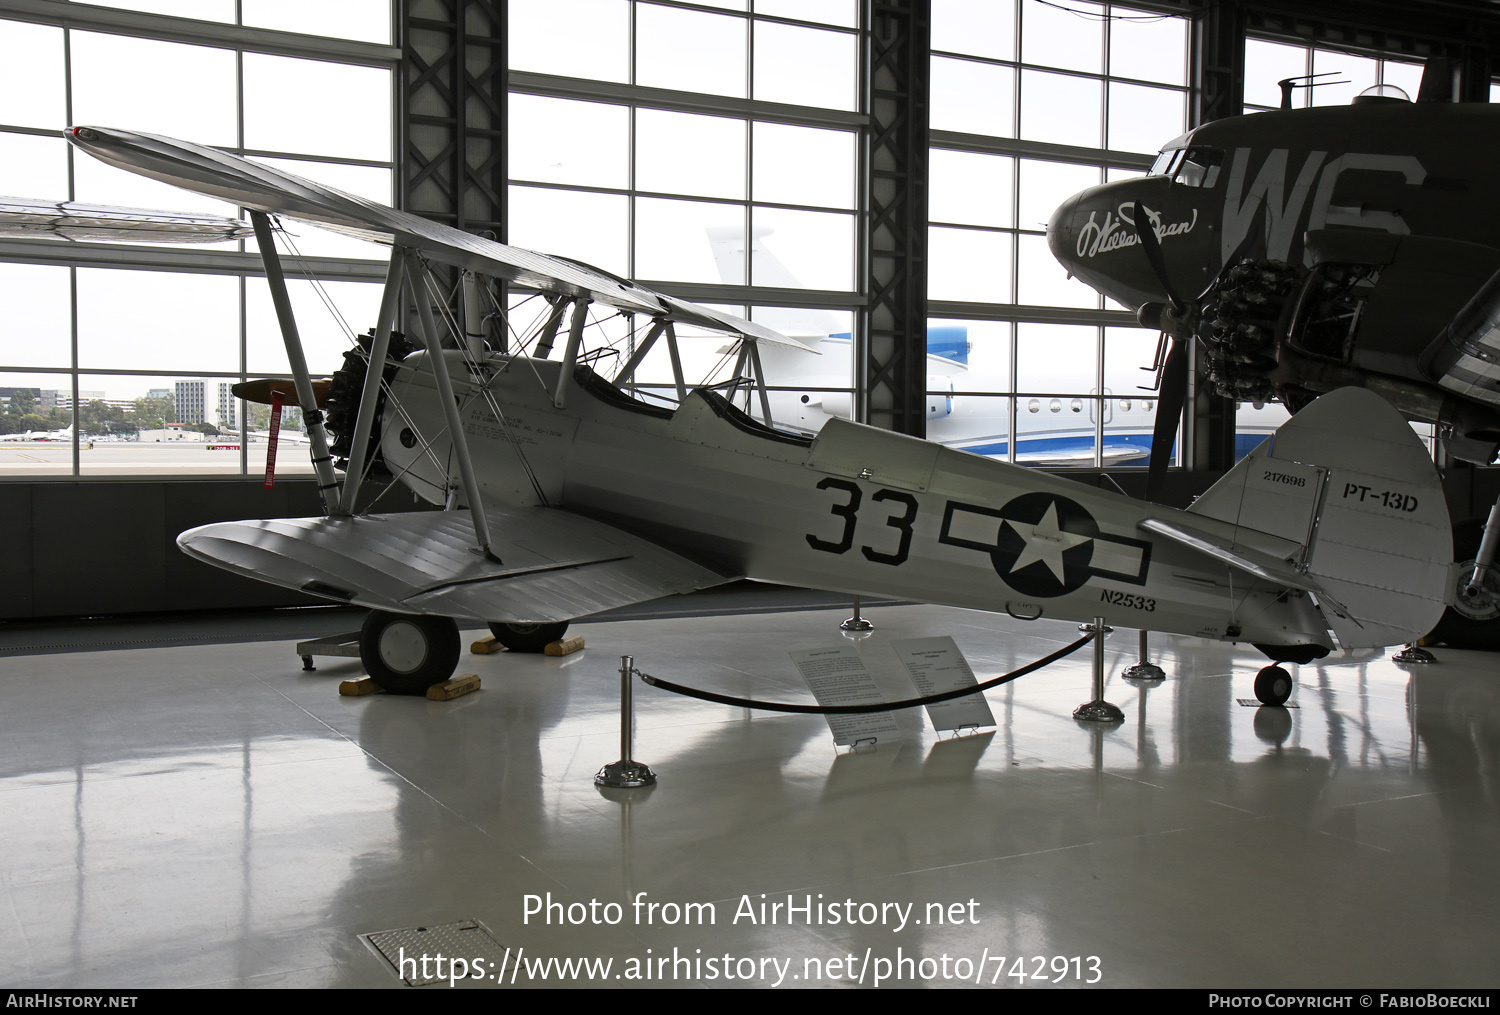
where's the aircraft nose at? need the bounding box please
[1046,193,1082,269]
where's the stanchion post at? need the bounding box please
[1074,617,1124,723]
[595,655,657,788]
[840,595,874,632]
[1392,643,1436,665]
[1122,629,1166,680]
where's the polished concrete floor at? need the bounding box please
[2,600,1498,989]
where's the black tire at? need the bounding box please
[1428,519,1500,650]
[487,621,570,653]
[1254,664,1293,707]
[360,611,460,695]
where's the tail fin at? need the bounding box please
[1188,387,1451,648]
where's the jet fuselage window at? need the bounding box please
[1174,147,1223,188]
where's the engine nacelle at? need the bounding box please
[926,375,954,419]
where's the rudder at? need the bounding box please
[1189,388,1451,648]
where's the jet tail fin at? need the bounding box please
[1187,387,1451,648]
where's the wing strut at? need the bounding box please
[403,253,497,560]
[665,322,687,403]
[533,297,568,359]
[614,318,668,386]
[553,298,591,408]
[248,211,344,515]
[461,270,488,359]
[341,249,405,513]
[746,340,775,426]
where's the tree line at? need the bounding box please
[0,390,222,437]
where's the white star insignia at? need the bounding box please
[1003,502,1093,583]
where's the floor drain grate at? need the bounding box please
[1236,699,1299,708]
[362,919,505,987]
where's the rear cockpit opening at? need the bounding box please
[577,362,818,447]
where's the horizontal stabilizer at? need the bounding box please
[1138,517,1343,605]
[178,506,738,623]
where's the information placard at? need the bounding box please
[889,636,995,732]
[789,646,900,746]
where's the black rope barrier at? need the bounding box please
[638,632,1097,714]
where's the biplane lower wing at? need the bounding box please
[178,507,739,623]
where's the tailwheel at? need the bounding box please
[1254,664,1294,707]
[360,610,460,695]
[488,621,570,653]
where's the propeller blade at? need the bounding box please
[1134,203,1186,315]
[232,377,332,407]
[1145,338,1189,503]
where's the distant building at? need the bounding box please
[0,387,60,411]
[174,380,237,429]
[55,390,137,411]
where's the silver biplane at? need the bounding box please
[67,125,1454,707]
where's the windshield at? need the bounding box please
[1174,147,1223,188]
[1149,147,1184,177]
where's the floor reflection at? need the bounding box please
[2,606,1498,987]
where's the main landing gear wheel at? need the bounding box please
[1428,520,1500,650]
[1254,665,1293,707]
[488,621,570,653]
[360,611,460,695]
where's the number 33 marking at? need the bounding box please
[805,478,918,566]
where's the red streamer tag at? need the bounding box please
[264,390,283,490]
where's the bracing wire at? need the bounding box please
[274,219,358,344]
[415,260,551,506]
[1033,0,1178,23]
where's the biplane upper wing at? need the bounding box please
[66,125,804,350]
[0,195,253,243]
[178,506,739,623]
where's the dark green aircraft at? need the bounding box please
[1046,75,1500,647]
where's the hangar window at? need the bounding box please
[927,1,1191,467]
[0,6,394,477]
[1244,38,1428,114]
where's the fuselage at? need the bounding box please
[1046,99,1500,446]
[379,351,1330,649]
[1047,100,1500,313]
